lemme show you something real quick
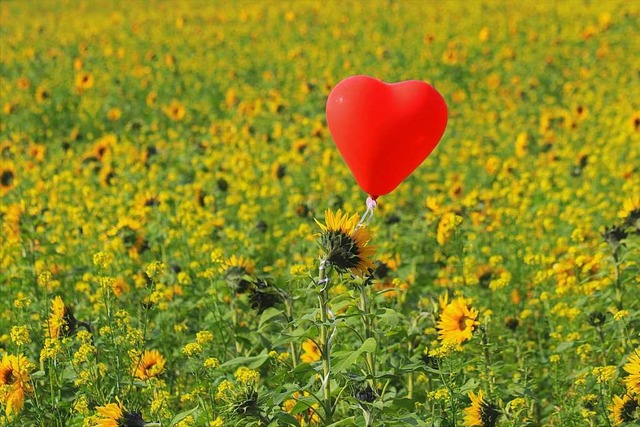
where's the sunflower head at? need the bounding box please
[133,350,166,380]
[437,297,480,345]
[315,209,376,277]
[463,390,500,427]
[0,354,33,417]
[623,352,640,396]
[95,400,146,427]
[618,196,640,232]
[249,278,283,314]
[611,394,639,425]
[300,339,321,363]
[0,163,16,195]
[47,296,78,339]
[220,255,256,293]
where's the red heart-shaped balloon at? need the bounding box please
[326,75,448,198]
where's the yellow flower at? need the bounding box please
[220,255,256,293]
[164,100,186,121]
[182,342,202,357]
[75,71,94,91]
[10,326,30,347]
[220,255,256,275]
[463,390,500,427]
[107,108,122,121]
[133,350,166,380]
[72,395,89,415]
[0,354,33,418]
[623,351,640,395]
[215,379,236,401]
[610,394,639,425]
[618,195,640,230]
[94,399,146,427]
[234,367,260,385]
[283,392,320,426]
[437,297,479,345]
[95,402,122,427]
[93,252,114,270]
[436,212,463,246]
[196,330,214,345]
[46,296,76,339]
[145,261,166,279]
[0,163,16,195]
[300,339,321,363]
[204,358,220,369]
[614,310,630,322]
[315,209,376,276]
[593,365,617,383]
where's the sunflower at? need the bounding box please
[436,212,463,246]
[47,296,78,339]
[220,255,256,293]
[0,163,16,195]
[463,390,500,427]
[283,391,320,426]
[220,255,256,275]
[249,278,283,314]
[133,350,166,380]
[315,209,376,277]
[623,351,640,395]
[611,394,639,425]
[91,134,117,161]
[300,339,321,363]
[109,218,148,256]
[75,71,94,92]
[0,353,33,418]
[618,196,640,231]
[163,100,186,121]
[35,85,50,103]
[437,297,480,344]
[631,111,640,133]
[94,400,146,427]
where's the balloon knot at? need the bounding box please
[366,196,377,210]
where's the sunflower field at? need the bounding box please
[1,1,640,426]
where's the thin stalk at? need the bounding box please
[318,259,333,424]
[359,286,376,380]
[407,341,414,399]
[285,298,299,369]
[438,359,457,427]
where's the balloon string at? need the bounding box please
[356,196,377,229]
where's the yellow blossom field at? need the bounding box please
[1,1,639,426]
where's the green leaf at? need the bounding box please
[270,411,301,426]
[290,396,319,415]
[391,397,416,411]
[31,370,46,379]
[325,417,357,426]
[220,353,270,369]
[332,338,376,373]
[258,307,284,331]
[360,337,377,353]
[170,406,199,426]
[459,378,478,394]
[555,341,574,353]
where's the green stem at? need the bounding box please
[285,298,299,369]
[359,286,376,381]
[438,359,457,427]
[481,326,493,395]
[358,283,377,427]
[318,259,333,424]
[598,382,613,427]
